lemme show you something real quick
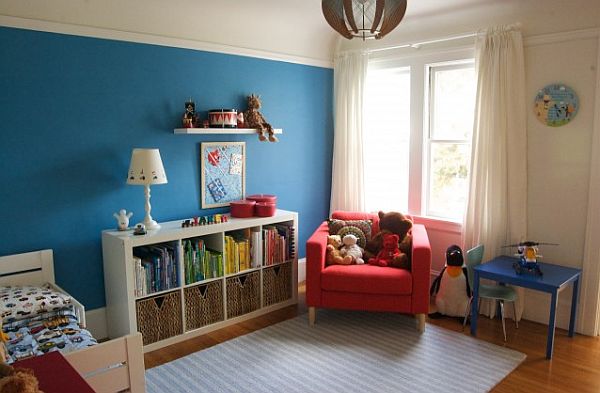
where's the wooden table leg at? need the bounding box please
[470,270,479,336]
[547,290,558,359]
[568,277,580,337]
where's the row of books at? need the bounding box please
[263,224,295,266]
[132,223,295,295]
[183,238,224,285]
[224,230,261,274]
[133,244,178,297]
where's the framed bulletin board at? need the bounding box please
[200,142,245,208]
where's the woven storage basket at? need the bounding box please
[263,262,292,307]
[184,280,224,331]
[226,271,260,319]
[136,290,183,345]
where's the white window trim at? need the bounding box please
[368,47,475,231]
[423,59,475,220]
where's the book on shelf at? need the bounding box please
[263,223,295,266]
[225,229,258,274]
[183,238,223,285]
[133,243,179,297]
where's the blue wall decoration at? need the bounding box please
[0,26,334,310]
[534,83,579,127]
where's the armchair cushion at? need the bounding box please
[322,264,412,295]
[328,219,373,242]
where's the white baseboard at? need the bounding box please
[298,258,306,283]
[85,307,108,340]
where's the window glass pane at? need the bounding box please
[431,65,476,140]
[364,67,410,213]
[428,142,470,220]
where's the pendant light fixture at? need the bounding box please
[322,0,407,40]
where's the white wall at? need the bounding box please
[523,36,598,329]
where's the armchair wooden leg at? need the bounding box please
[416,313,426,333]
[309,307,316,326]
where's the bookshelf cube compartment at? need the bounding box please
[182,234,224,285]
[133,241,180,297]
[224,227,261,274]
[184,280,224,331]
[136,290,183,345]
[263,261,292,307]
[262,221,295,267]
[226,271,260,319]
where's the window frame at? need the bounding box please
[366,46,475,226]
[423,59,476,220]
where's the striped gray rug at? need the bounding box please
[146,310,525,393]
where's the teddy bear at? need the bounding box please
[364,211,412,269]
[244,94,278,143]
[339,234,364,264]
[326,235,345,265]
[0,363,43,393]
[368,233,405,267]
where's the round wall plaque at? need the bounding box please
[534,84,579,127]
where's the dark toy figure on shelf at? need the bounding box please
[182,100,199,128]
[244,94,278,142]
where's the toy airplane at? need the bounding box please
[503,241,558,276]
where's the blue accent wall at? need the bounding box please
[0,27,333,310]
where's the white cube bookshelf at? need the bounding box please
[102,209,298,352]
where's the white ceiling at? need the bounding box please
[1,0,599,65]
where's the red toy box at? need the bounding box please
[230,199,256,218]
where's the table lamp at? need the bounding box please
[127,148,168,230]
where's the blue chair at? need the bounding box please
[463,244,518,341]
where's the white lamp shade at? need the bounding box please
[127,148,168,185]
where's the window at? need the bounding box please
[363,67,411,213]
[363,53,476,222]
[425,62,476,220]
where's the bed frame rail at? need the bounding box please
[65,333,145,393]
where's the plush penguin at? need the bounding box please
[430,245,471,317]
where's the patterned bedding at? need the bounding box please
[0,284,97,363]
[3,309,97,364]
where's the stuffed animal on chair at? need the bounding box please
[430,245,471,317]
[339,234,364,265]
[368,233,402,267]
[326,235,345,265]
[364,211,412,269]
[244,94,278,142]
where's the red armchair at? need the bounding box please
[306,211,432,331]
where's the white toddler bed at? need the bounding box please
[0,249,145,393]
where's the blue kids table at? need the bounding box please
[470,255,581,359]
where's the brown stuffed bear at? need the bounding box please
[326,235,346,265]
[0,363,43,393]
[244,94,278,143]
[364,211,413,269]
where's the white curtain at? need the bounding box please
[330,51,368,213]
[462,25,527,321]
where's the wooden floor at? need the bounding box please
[145,284,600,392]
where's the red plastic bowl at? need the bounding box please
[255,202,276,217]
[230,200,256,218]
[246,194,277,204]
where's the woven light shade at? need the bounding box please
[322,0,407,40]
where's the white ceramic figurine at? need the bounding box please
[113,209,133,231]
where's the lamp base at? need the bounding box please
[139,219,160,230]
